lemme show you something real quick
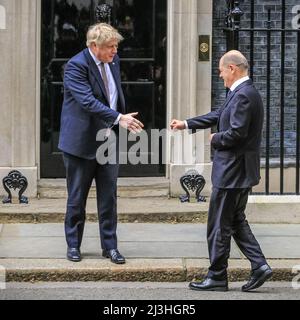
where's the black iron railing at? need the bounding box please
[224,0,300,195]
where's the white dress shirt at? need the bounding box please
[88,48,121,124]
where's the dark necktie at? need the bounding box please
[226,90,233,99]
[100,62,110,105]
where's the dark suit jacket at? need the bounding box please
[58,48,126,160]
[187,79,264,189]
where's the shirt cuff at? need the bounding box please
[114,114,122,125]
[184,120,189,129]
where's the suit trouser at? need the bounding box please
[207,187,267,280]
[63,152,119,251]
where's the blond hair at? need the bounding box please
[86,23,123,47]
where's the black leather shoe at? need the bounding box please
[67,248,81,262]
[102,249,126,264]
[189,278,228,292]
[242,264,273,292]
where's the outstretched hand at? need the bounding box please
[119,112,144,134]
[170,119,186,130]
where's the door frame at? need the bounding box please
[36,0,42,180]
[37,0,172,179]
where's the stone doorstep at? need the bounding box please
[38,178,170,199]
[1,197,300,223]
[0,197,209,224]
[38,187,170,199]
[0,212,208,224]
[0,259,298,283]
[38,178,169,188]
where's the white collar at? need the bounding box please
[230,76,250,92]
[88,47,102,66]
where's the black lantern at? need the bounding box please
[225,0,244,31]
[231,1,244,30]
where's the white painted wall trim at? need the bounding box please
[36,0,41,179]
[0,5,6,30]
[166,0,174,179]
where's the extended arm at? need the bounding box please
[170,109,221,132]
[186,109,221,131]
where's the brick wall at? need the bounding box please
[212,0,299,158]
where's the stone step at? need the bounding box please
[38,178,170,199]
[1,196,300,224]
[0,197,208,224]
[1,258,297,283]
[1,223,299,283]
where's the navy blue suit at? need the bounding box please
[187,80,267,279]
[58,48,126,251]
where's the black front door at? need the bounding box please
[41,0,167,178]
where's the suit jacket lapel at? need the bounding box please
[83,49,110,104]
[217,79,253,131]
[222,91,235,109]
[217,93,235,131]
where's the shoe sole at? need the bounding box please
[189,286,229,292]
[67,256,81,263]
[242,270,273,292]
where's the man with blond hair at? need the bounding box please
[59,23,143,264]
[171,50,272,292]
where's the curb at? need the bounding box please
[1,259,298,283]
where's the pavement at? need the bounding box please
[0,222,300,282]
[1,282,299,300]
